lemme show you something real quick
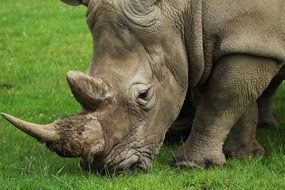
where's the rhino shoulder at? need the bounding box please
[203,0,285,63]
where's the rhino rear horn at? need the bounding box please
[1,113,59,142]
[66,71,112,110]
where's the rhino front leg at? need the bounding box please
[172,54,281,168]
[257,77,282,129]
[223,102,265,158]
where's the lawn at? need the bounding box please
[0,0,284,189]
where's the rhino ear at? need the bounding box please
[61,0,90,6]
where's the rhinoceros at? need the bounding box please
[2,0,285,171]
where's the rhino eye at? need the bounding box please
[136,87,152,107]
[138,89,149,100]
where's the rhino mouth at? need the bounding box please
[106,148,153,172]
[81,126,155,172]
[80,148,152,172]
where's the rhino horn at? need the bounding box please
[66,71,112,110]
[1,113,59,142]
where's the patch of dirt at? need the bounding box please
[0,83,14,90]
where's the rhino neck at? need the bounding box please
[183,0,206,88]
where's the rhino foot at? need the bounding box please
[171,150,226,169]
[224,141,265,159]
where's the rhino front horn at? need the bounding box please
[66,71,112,110]
[1,113,59,142]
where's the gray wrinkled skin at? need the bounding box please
[2,0,285,171]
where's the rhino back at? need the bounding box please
[202,0,285,65]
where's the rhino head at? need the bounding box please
[2,0,189,172]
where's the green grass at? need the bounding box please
[0,0,285,189]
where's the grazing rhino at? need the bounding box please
[2,0,285,171]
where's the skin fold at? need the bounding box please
[2,0,285,171]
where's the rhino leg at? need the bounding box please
[172,55,281,168]
[257,77,282,129]
[223,102,265,158]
